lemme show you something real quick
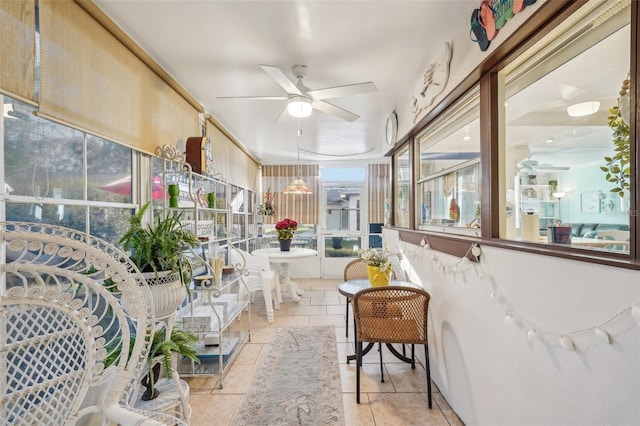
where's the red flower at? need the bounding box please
[275,218,298,239]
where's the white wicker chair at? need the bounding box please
[229,247,281,323]
[0,222,187,425]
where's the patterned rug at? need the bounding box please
[231,326,344,426]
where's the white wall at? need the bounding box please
[560,163,629,225]
[383,228,640,425]
[394,1,549,142]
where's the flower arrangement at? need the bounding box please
[358,247,402,275]
[275,218,297,240]
[258,187,275,216]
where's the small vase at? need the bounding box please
[279,239,291,252]
[207,192,216,208]
[367,265,390,287]
[168,184,180,208]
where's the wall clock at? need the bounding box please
[386,112,398,146]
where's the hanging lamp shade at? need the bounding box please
[284,147,313,194]
[284,177,313,194]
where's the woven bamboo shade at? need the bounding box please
[368,164,390,223]
[0,0,35,102]
[206,121,259,191]
[38,0,197,153]
[261,165,319,224]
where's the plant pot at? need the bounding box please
[139,270,186,318]
[141,362,162,401]
[279,239,291,252]
[367,265,390,287]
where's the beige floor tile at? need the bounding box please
[292,304,327,316]
[232,342,264,365]
[385,363,431,393]
[312,282,342,291]
[246,326,276,344]
[335,326,352,343]
[188,277,463,426]
[309,295,342,306]
[342,392,375,425]
[368,392,449,426]
[272,315,310,327]
[301,289,326,298]
[184,375,219,393]
[434,392,465,426]
[190,393,242,425]
[326,304,347,316]
[308,314,345,327]
[211,362,258,394]
[339,363,396,393]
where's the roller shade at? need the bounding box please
[38,0,197,153]
[0,0,36,102]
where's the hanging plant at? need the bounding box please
[600,104,630,197]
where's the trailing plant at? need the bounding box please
[119,202,199,282]
[104,325,199,399]
[601,105,630,197]
[146,325,199,397]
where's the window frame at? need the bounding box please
[388,0,638,269]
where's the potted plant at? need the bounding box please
[142,325,200,400]
[358,247,402,287]
[105,325,200,401]
[601,91,630,198]
[275,218,297,251]
[119,201,199,317]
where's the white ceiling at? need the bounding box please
[93,0,475,165]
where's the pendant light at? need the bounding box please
[284,147,313,195]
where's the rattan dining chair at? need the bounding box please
[343,259,369,337]
[352,286,432,408]
[343,258,396,337]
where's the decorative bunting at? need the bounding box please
[392,235,640,352]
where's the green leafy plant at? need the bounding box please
[146,326,200,397]
[105,325,200,399]
[119,201,199,281]
[601,105,630,197]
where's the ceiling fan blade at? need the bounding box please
[307,82,377,100]
[535,165,570,171]
[217,96,287,100]
[312,100,359,122]
[274,105,290,123]
[260,65,302,95]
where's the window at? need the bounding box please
[499,0,631,253]
[416,88,481,235]
[394,146,411,228]
[2,96,136,245]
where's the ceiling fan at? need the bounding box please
[217,65,376,122]
[517,158,570,173]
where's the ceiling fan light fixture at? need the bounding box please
[566,101,600,117]
[287,96,313,118]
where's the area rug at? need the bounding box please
[231,326,345,426]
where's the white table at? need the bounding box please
[252,248,317,302]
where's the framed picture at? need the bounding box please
[581,191,601,214]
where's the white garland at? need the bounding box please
[396,236,640,352]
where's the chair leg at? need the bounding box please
[378,343,384,383]
[425,344,432,409]
[345,299,350,337]
[356,341,362,404]
[411,344,415,369]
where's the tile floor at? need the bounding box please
[185,278,463,426]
